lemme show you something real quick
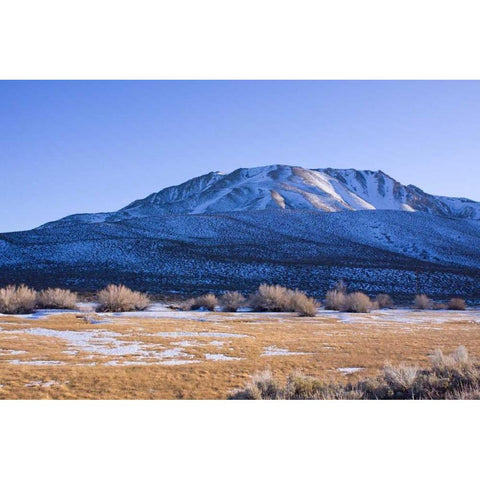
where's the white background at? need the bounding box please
[1,1,480,479]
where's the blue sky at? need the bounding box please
[1,80,480,232]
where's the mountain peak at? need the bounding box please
[47,164,480,226]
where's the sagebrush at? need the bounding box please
[186,294,218,311]
[219,291,245,312]
[414,294,432,310]
[448,298,466,310]
[0,285,37,314]
[96,284,150,312]
[37,288,78,309]
[249,284,318,316]
[230,347,480,400]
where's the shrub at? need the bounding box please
[229,371,281,400]
[430,346,470,373]
[375,293,394,309]
[249,284,296,312]
[219,291,245,312]
[383,365,419,394]
[414,294,432,310]
[37,288,78,309]
[189,294,218,311]
[248,284,318,316]
[96,284,150,312]
[290,291,319,317]
[448,298,466,310]
[343,292,373,313]
[0,285,37,314]
[324,290,346,311]
[230,347,480,400]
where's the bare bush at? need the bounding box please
[343,292,373,313]
[0,285,37,314]
[431,346,470,372]
[383,365,419,392]
[230,347,480,400]
[291,291,319,317]
[219,291,245,312]
[375,293,394,309]
[248,284,318,315]
[37,288,78,309]
[324,290,346,311]
[414,294,432,310]
[249,284,295,312]
[96,284,150,312]
[188,293,218,311]
[229,371,281,400]
[448,298,466,310]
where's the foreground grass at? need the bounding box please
[230,346,480,399]
[1,311,480,399]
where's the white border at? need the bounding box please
[1,1,479,478]
[1,0,480,79]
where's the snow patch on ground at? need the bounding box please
[205,353,242,361]
[152,331,248,338]
[338,367,364,375]
[10,360,65,365]
[261,345,312,356]
[0,349,26,356]
[24,380,60,387]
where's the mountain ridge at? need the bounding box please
[40,164,480,229]
[2,164,480,297]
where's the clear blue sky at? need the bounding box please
[1,80,480,232]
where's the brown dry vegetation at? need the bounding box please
[219,291,245,312]
[37,288,78,309]
[414,294,432,310]
[96,284,150,312]
[249,284,318,316]
[0,285,36,314]
[188,293,218,311]
[1,309,480,399]
[376,294,394,309]
[343,292,373,313]
[448,298,466,310]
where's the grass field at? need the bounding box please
[1,308,480,399]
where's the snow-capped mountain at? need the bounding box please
[50,165,480,225]
[2,165,480,298]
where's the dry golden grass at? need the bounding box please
[1,310,480,399]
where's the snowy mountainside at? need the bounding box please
[46,165,480,225]
[1,210,480,297]
[2,164,480,297]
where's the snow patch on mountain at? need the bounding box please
[43,165,480,227]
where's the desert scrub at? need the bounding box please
[343,292,373,313]
[414,294,432,310]
[375,293,394,309]
[324,290,346,311]
[290,291,319,317]
[219,291,245,312]
[229,371,281,400]
[249,284,318,316]
[448,298,466,310]
[187,294,218,311]
[37,288,78,309]
[96,284,150,312]
[230,347,480,400]
[249,284,295,312]
[0,285,37,314]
